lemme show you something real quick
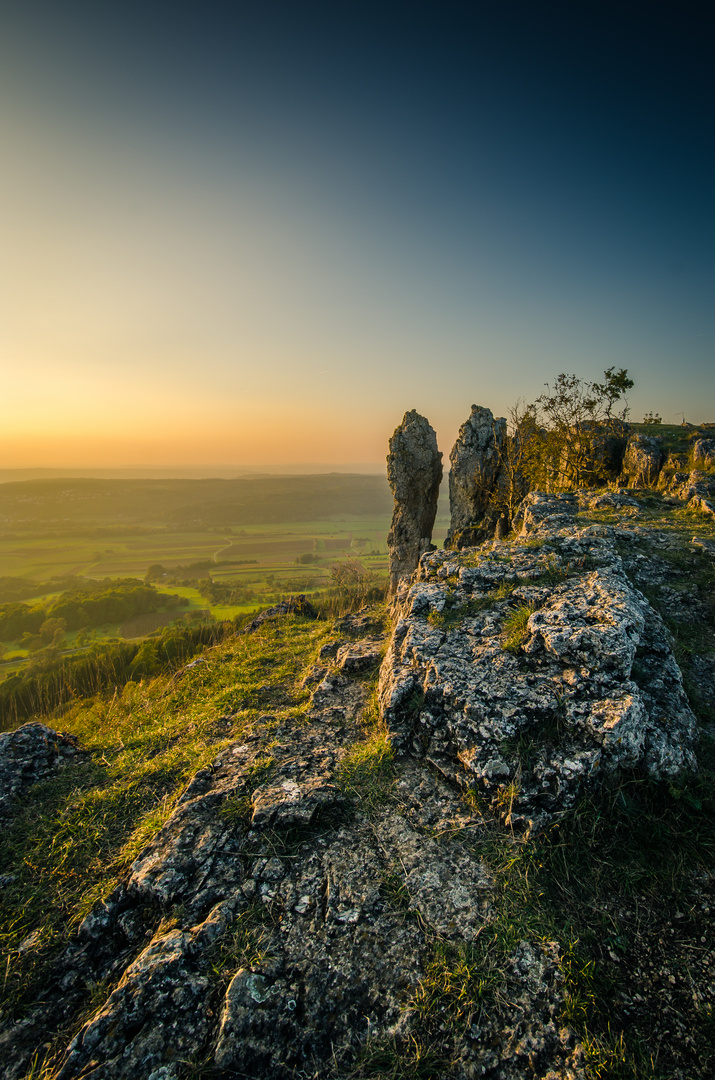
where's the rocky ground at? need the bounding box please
[1,488,714,1079]
[380,490,698,833]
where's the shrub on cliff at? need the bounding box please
[524,368,632,490]
[495,369,633,507]
[320,558,386,615]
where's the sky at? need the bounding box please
[1,0,713,471]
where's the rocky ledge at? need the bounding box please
[379,491,698,832]
[1,609,588,1080]
[0,723,85,824]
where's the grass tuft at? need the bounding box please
[501,603,535,652]
[335,730,396,810]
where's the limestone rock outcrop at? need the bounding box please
[693,438,715,470]
[659,468,715,502]
[446,405,506,548]
[621,432,663,487]
[386,410,442,593]
[0,722,85,823]
[379,492,698,834]
[243,595,318,631]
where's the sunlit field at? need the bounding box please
[0,476,452,688]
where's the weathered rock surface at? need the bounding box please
[243,595,318,631]
[577,489,641,515]
[0,605,591,1080]
[386,410,443,593]
[513,489,579,535]
[659,468,715,501]
[621,432,663,486]
[380,492,698,833]
[690,494,715,520]
[55,928,213,1080]
[446,405,507,548]
[335,637,385,673]
[211,820,427,1077]
[0,722,85,823]
[672,468,715,520]
[693,438,715,469]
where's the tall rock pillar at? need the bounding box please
[386,410,442,594]
[446,405,506,548]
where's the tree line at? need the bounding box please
[0,579,182,642]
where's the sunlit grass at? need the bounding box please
[501,602,535,652]
[0,613,330,1020]
[335,728,396,809]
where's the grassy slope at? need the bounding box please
[0,615,332,1032]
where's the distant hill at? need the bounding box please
[0,464,384,483]
[0,474,393,529]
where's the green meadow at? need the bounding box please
[0,521,388,583]
[0,474,450,678]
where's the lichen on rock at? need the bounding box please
[0,722,85,824]
[446,404,507,548]
[379,491,698,832]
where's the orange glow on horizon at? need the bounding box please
[0,412,391,469]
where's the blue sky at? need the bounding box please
[1,1,713,468]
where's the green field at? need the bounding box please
[0,474,453,675]
[0,521,385,580]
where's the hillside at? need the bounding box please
[0,489,713,1079]
[0,475,393,532]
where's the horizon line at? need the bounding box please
[0,463,388,482]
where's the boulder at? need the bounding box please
[689,495,715,521]
[621,433,663,486]
[386,411,442,594]
[335,638,384,673]
[0,722,85,823]
[446,405,506,548]
[243,595,318,632]
[693,438,715,470]
[513,490,578,536]
[379,492,697,834]
[659,469,715,501]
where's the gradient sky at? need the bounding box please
[1,1,713,469]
